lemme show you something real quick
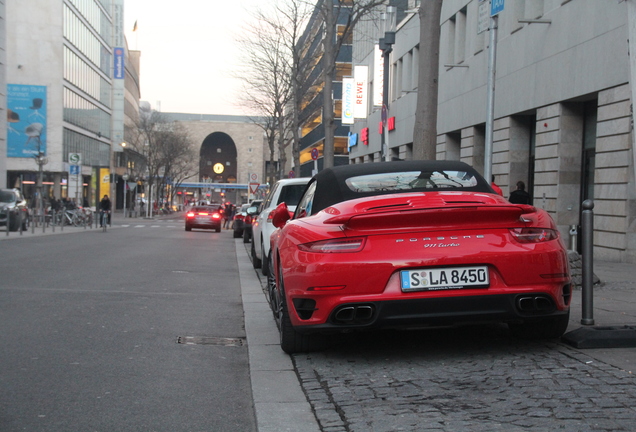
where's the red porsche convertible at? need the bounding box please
[267,161,571,354]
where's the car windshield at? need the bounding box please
[344,170,478,192]
[276,184,307,207]
[192,206,218,213]
[0,191,16,203]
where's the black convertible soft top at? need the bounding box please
[310,160,494,213]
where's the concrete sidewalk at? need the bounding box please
[236,239,322,432]
[564,260,636,373]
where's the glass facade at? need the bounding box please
[64,128,111,167]
[62,0,113,169]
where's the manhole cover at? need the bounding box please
[176,336,246,346]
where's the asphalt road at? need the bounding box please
[0,222,256,432]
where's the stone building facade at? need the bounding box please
[350,0,636,264]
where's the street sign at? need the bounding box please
[69,153,82,165]
[127,182,137,192]
[69,165,80,175]
[311,148,319,161]
[478,0,490,34]
[289,170,295,178]
[250,173,258,182]
[249,183,259,194]
[381,105,388,126]
[491,0,504,16]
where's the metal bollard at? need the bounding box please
[581,199,595,325]
[5,211,9,237]
[569,225,577,251]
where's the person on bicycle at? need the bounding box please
[99,194,112,226]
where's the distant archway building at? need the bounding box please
[164,113,267,204]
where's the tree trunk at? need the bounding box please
[412,0,443,161]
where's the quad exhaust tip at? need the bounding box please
[516,295,555,314]
[333,305,375,324]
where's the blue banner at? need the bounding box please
[7,84,47,158]
[114,47,125,79]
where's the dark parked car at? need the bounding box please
[232,204,251,239]
[185,205,223,232]
[0,188,29,231]
[241,200,262,243]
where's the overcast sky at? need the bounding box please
[124,0,267,116]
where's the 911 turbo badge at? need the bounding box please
[396,235,485,248]
[396,235,486,242]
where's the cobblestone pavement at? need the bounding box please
[290,327,635,432]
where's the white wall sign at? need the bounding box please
[373,45,384,106]
[342,77,355,124]
[354,65,368,118]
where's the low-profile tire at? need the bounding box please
[251,240,262,269]
[243,229,251,243]
[185,224,192,231]
[261,242,269,276]
[215,226,221,233]
[233,229,242,238]
[266,254,277,314]
[509,310,570,340]
[276,267,327,354]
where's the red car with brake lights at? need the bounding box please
[267,161,572,354]
[185,205,223,232]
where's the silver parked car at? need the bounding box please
[0,188,29,231]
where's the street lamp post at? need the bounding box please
[379,6,397,162]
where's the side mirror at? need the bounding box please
[246,206,259,216]
[271,202,291,228]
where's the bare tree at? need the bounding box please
[412,0,443,161]
[275,0,316,178]
[126,108,196,209]
[236,6,292,183]
[318,0,386,169]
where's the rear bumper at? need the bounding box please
[292,291,571,334]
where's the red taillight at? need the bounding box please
[199,212,209,215]
[212,213,221,219]
[509,228,558,243]
[186,212,195,217]
[298,237,366,253]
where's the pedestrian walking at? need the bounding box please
[509,180,531,204]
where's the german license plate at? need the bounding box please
[400,266,489,292]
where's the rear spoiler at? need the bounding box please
[324,205,538,232]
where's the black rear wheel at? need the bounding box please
[275,262,327,354]
[251,240,262,269]
[261,241,269,276]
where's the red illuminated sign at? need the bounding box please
[361,127,369,145]
[388,117,395,131]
